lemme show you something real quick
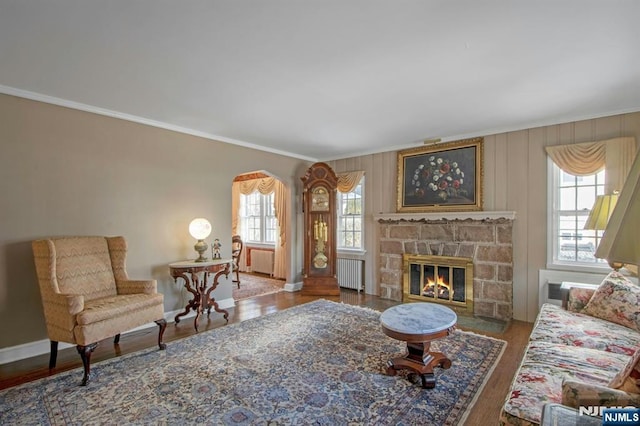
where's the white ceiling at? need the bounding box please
[2,1,640,161]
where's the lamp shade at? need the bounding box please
[584,193,619,231]
[595,150,640,272]
[189,218,212,240]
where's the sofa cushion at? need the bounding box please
[77,293,164,325]
[563,379,640,411]
[583,271,640,331]
[608,346,640,394]
[502,341,630,425]
[566,287,596,313]
[530,304,640,356]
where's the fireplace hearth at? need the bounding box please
[404,254,474,314]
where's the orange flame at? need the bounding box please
[423,275,452,297]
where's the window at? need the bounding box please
[337,177,364,250]
[240,191,276,244]
[549,162,607,268]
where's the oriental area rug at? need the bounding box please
[0,300,506,425]
[232,272,285,301]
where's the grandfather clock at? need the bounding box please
[301,162,340,296]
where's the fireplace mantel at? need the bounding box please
[375,211,516,222]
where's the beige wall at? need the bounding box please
[2,91,639,352]
[0,93,309,349]
[329,112,640,322]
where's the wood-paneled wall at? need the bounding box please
[329,112,640,322]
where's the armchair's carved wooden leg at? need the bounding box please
[77,343,98,386]
[114,333,121,344]
[49,341,59,369]
[155,319,167,350]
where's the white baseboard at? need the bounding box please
[0,297,236,365]
[284,281,303,292]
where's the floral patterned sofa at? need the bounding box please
[500,271,640,425]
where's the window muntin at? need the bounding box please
[337,177,364,250]
[240,191,276,244]
[551,163,607,267]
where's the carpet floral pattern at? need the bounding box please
[232,273,285,301]
[0,300,506,425]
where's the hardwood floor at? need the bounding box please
[0,289,532,425]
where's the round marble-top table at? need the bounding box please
[380,302,457,388]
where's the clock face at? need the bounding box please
[311,186,330,211]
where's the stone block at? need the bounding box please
[476,245,513,263]
[404,241,417,254]
[387,256,402,270]
[457,244,476,258]
[380,270,402,288]
[379,284,393,299]
[497,225,513,244]
[472,280,482,299]
[456,225,495,242]
[389,225,420,240]
[388,287,403,301]
[498,265,513,282]
[474,300,496,318]
[496,303,512,320]
[483,282,512,303]
[380,240,404,255]
[417,241,430,254]
[421,224,454,241]
[442,243,459,256]
[474,263,495,280]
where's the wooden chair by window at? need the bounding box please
[231,235,243,288]
[32,236,167,386]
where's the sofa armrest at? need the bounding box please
[116,279,158,295]
[47,292,85,315]
[562,379,640,408]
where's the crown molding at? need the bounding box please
[0,85,317,162]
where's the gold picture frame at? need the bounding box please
[397,137,483,212]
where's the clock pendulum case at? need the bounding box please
[301,162,340,296]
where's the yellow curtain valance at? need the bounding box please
[545,137,637,193]
[545,141,605,176]
[337,171,365,193]
[236,177,278,195]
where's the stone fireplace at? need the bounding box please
[376,211,515,321]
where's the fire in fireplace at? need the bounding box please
[403,254,474,313]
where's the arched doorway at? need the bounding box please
[231,170,289,284]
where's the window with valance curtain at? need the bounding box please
[232,176,288,279]
[336,171,365,250]
[545,137,637,268]
[545,137,636,194]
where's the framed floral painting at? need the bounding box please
[397,137,483,212]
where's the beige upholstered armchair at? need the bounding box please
[32,236,167,386]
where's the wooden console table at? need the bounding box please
[169,259,231,331]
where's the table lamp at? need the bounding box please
[595,151,640,275]
[583,192,619,231]
[189,218,212,262]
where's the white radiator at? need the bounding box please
[337,258,364,292]
[251,249,274,276]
